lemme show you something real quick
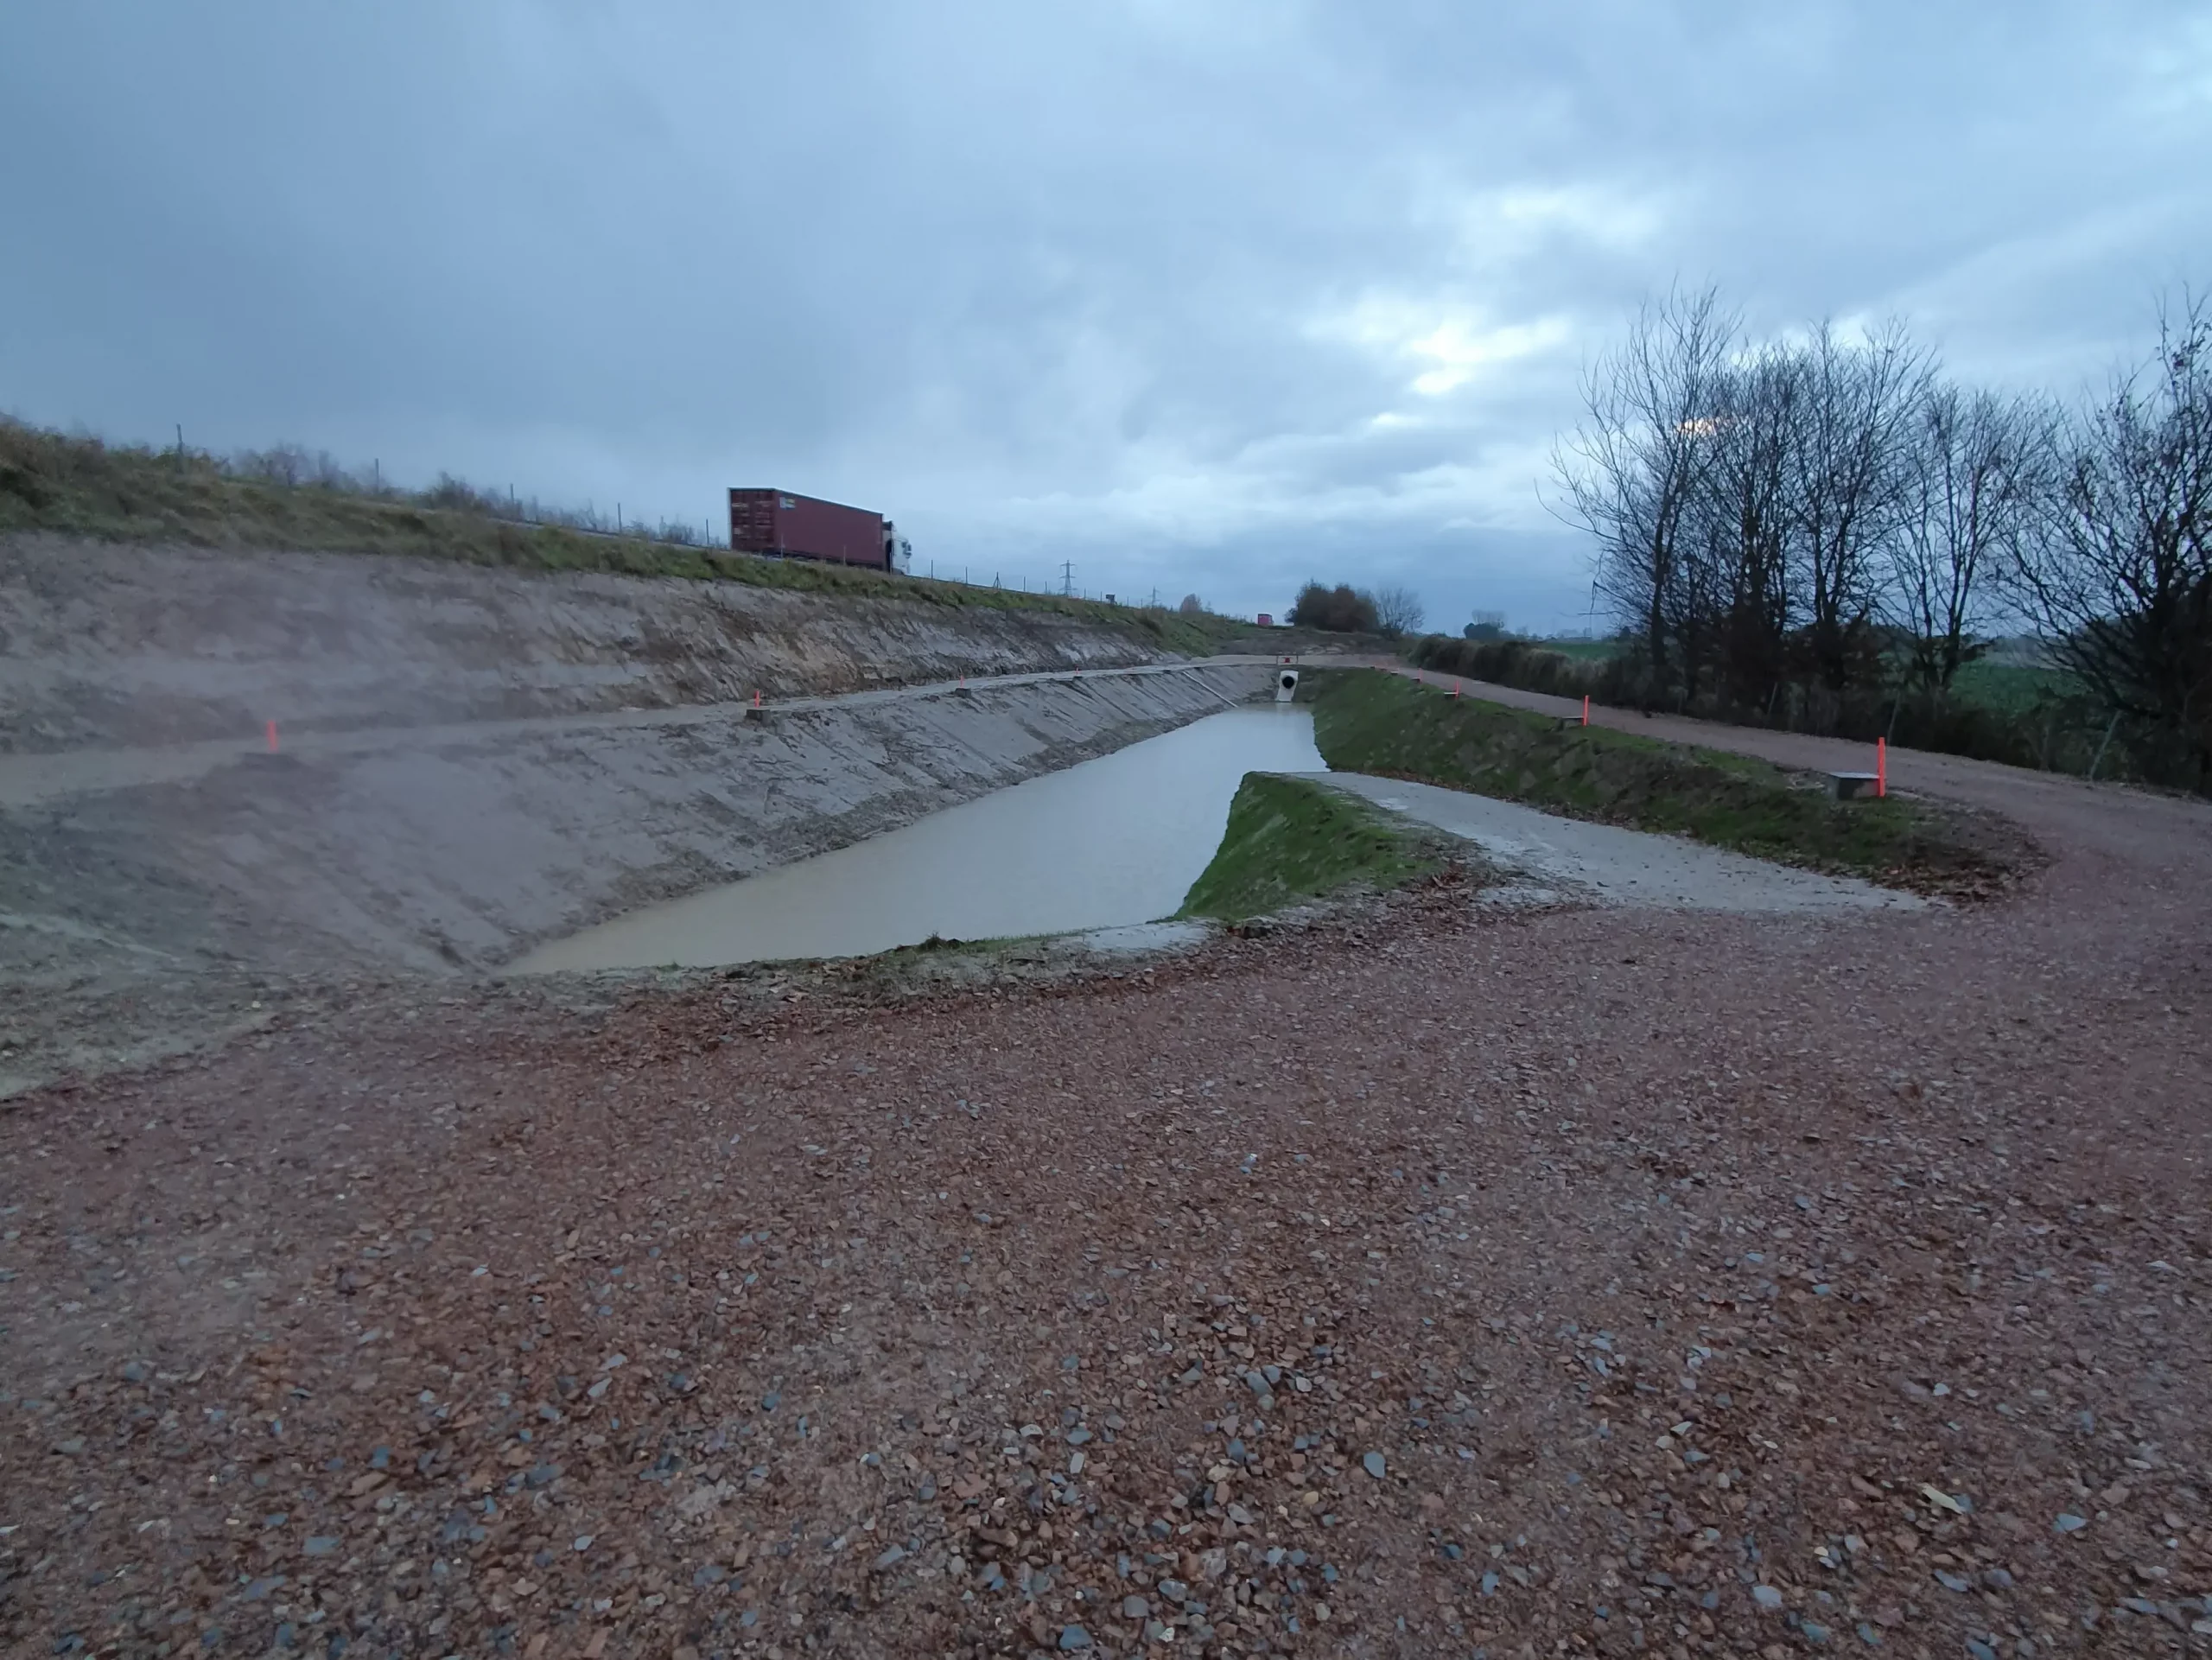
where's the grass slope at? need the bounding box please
[1179,772,1448,921]
[1306,668,2023,894]
[0,418,1270,655]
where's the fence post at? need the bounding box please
[1877,736,1886,798]
[2088,710,2120,780]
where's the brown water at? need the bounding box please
[513,705,1323,970]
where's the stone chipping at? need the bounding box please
[1,726,2209,1658]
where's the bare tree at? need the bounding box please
[1371,584,1427,637]
[1684,342,1801,708]
[1552,285,1737,688]
[2011,293,2212,782]
[1892,385,2055,691]
[1553,282,2212,774]
[1787,319,1933,690]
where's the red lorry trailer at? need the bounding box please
[728,488,906,573]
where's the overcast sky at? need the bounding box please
[4,3,2209,629]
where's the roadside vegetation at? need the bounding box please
[1304,668,2028,895]
[1540,285,2210,792]
[1406,633,2134,781]
[0,416,1261,657]
[1178,771,1455,920]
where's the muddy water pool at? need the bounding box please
[513,705,1321,970]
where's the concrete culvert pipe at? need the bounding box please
[1275,669,1300,703]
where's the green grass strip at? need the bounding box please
[1304,667,2009,892]
[1179,772,1446,921]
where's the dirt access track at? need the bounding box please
[4,562,2212,1657]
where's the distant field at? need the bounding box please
[1528,638,1621,661]
[1948,659,2081,714]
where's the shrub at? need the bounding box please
[1287,582,1379,633]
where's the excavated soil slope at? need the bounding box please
[0,537,1195,754]
[1,664,1267,982]
[0,537,1274,1094]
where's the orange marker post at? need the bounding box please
[265,720,279,753]
[1452,680,1460,699]
[1581,695,1590,728]
[1877,736,1887,798]
[752,689,760,709]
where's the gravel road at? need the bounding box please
[3,724,2209,1659]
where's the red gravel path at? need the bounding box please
[3,727,2210,1660]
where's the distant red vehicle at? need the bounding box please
[1256,613,1274,627]
[728,488,911,573]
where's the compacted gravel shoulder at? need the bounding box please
[3,743,2210,1660]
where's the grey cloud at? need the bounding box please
[3,0,2206,627]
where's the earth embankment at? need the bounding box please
[0,536,1212,754]
[0,537,1277,1093]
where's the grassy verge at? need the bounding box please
[1304,668,2028,895]
[1178,772,1454,921]
[0,417,1285,654]
[1401,633,2193,788]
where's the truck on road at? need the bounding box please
[728,488,912,574]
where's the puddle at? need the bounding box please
[513,706,1323,970]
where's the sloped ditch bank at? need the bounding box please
[1300,666,2039,899]
[0,534,1291,754]
[2,663,1274,1098]
[514,704,1324,970]
[1177,771,1471,922]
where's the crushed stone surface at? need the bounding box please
[3,737,2211,1659]
[1071,921,1215,955]
[1311,772,1926,913]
